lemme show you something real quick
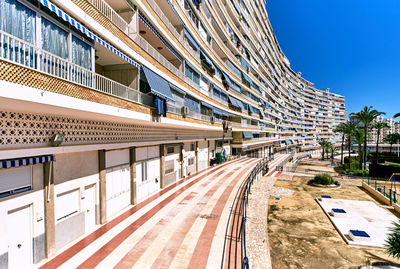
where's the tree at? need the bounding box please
[353,128,364,170]
[318,139,329,160]
[385,220,400,260]
[372,122,389,163]
[350,106,385,169]
[334,123,347,165]
[394,112,400,119]
[330,145,338,162]
[342,121,357,169]
[384,134,398,154]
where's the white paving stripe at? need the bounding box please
[96,160,246,269]
[169,159,260,269]
[58,159,244,269]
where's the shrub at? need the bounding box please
[385,220,400,260]
[312,173,335,185]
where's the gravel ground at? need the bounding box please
[245,175,279,269]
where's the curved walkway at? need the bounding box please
[39,157,264,269]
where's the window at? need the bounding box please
[188,157,195,166]
[72,36,92,70]
[0,0,36,44]
[41,17,68,59]
[190,143,195,151]
[165,160,174,174]
[184,0,199,27]
[167,147,175,154]
[185,63,200,85]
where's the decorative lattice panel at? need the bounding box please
[0,111,226,149]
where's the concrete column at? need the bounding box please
[180,145,184,178]
[195,141,199,173]
[98,150,107,224]
[160,144,165,188]
[207,140,210,166]
[129,147,137,205]
[43,162,55,258]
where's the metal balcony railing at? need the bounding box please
[87,0,128,33]
[0,30,153,107]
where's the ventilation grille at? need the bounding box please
[0,111,226,149]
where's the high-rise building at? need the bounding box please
[369,116,399,143]
[0,0,346,266]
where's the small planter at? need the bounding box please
[308,180,341,188]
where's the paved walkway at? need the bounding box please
[245,153,290,269]
[38,157,288,269]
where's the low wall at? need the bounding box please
[362,181,400,214]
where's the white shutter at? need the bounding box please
[0,166,31,194]
[56,189,80,221]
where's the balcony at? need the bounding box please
[86,0,132,33]
[0,30,153,108]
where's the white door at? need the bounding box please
[7,205,32,268]
[106,164,131,218]
[136,159,160,201]
[147,159,160,194]
[84,185,96,232]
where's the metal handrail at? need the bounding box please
[222,155,273,268]
[275,152,295,172]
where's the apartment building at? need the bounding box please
[369,116,399,143]
[0,0,346,267]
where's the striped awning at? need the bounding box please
[37,0,141,69]
[241,71,252,85]
[184,28,199,51]
[213,107,229,117]
[0,155,55,169]
[242,131,253,139]
[201,101,214,111]
[143,66,174,101]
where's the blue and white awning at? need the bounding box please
[1,155,55,169]
[143,66,175,101]
[184,28,199,51]
[37,0,141,69]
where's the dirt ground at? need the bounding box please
[268,161,400,269]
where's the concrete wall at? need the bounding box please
[0,164,45,265]
[53,151,99,250]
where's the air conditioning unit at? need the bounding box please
[210,116,215,124]
[181,106,189,117]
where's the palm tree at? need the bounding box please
[334,123,347,165]
[330,145,338,162]
[372,122,389,163]
[385,220,400,260]
[341,121,357,169]
[350,106,385,169]
[384,134,398,154]
[353,128,364,170]
[394,112,400,118]
[318,139,329,160]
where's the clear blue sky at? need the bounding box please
[266,0,400,118]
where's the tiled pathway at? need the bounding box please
[39,155,287,269]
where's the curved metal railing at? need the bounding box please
[221,156,272,269]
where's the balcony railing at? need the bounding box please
[87,0,128,33]
[0,30,153,107]
[146,0,182,42]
